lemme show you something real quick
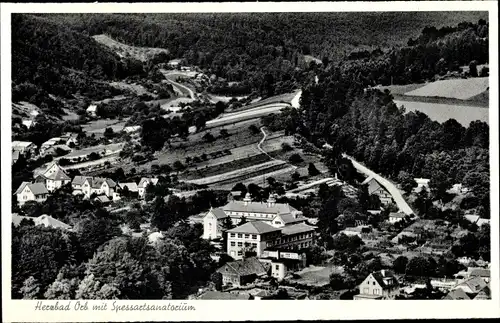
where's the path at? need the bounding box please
[344,154,414,215]
[258,126,297,168]
[159,69,196,100]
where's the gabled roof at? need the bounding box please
[138,177,159,188]
[444,288,471,300]
[12,140,34,148]
[228,221,281,235]
[83,177,117,189]
[12,150,20,160]
[208,207,228,219]
[369,270,399,290]
[94,195,111,203]
[217,257,269,277]
[118,182,139,192]
[473,286,490,300]
[15,182,49,196]
[468,268,490,278]
[40,163,71,181]
[280,223,316,236]
[454,276,487,293]
[223,200,299,215]
[35,214,71,230]
[72,176,90,186]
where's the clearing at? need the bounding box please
[82,118,128,135]
[93,34,169,62]
[404,77,489,100]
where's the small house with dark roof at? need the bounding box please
[34,162,71,192]
[362,176,393,206]
[354,270,400,300]
[15,182,49,206]
[217,257,270,287]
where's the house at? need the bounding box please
[443,288,471,300]
[22,119,35,129]
[12,140,36,156]
[464,214,490,227]
[40,137,63,155]
[72,176,117,198]
[216,257,270,287]
[123,126,141,134]
[34,162,71,192]
[203,193,307,239]
[354,270,400,300]
[452,276,487,295]
[413,178,430,193]
[226,220,316,260]
[118,182,139,193]
[339,225,370,237]
[43,144,72,157]
[15,182,49,206]
[167,59,183,68]
[455,267,490,283]
[260,248,307,281]
[388,212,406,224]
[60,133,79,146]
[34,214,72,230]
[448,183,469,195]
[197,291,250,300]
[362,176,393,205]
[138,177,159,199]
[94,195,111,204]
[86,104,98,117]
[472,286,491,300]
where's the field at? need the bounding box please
[404,77,489,100]
[82,118,128,135]
[288,265,343,287]
[93,34,169,62]
[109,81,157,97]
[394,100,489,126]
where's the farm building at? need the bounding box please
[362,176,393,205]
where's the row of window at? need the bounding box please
[230,233,258,239]
[230,241,258,248]
[228,211,275,219]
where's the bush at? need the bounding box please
[249,124,260,134]
[281,142,293,152]
[289,153,303,164]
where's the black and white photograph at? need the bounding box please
[1,1,499,321]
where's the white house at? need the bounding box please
[22,119,35,129]
[72,176,117,199]
[362,176,393,205]
[60,133,79,146]
[388,212,406,224]
[354,270,400,300]
[138,177,159,199]
[12,140,36,156]
[15,182,49,206]
[413,178,430,193]
[86,104,98,117]
[34,162,71,192]
[123,126,141,134]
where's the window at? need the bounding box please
[237,234,242,238]
[275,265,279,271]
[230,233,235,237]
[237,242,243,247]
[252,235,257,239]
[237,251,242,256]
[373,282,376,285]
[275,221,282,225]
[244,234,249,239]
[230,242,235,246]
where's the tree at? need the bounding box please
[202,132,216,143]
[291,171,300,181]
[281,142,293,152]
[288,153,303,164]
[221,216,236,252]
[469,60,478,77]
[44,271,79,300]
[249,124,260,135]
[173,160,185,173]
[77,214,121,260]
[329,273,347,290]
[393,256,409,274]
[307,162,320,176]
[398,171,417,195]
[103,127,115,139]
[20,276,40,299]
[238,216,248,226]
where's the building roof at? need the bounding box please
[15,182,49,196]
[444,288,471,300]
[138,177,159,188]
[35,214,71,230]
[85,177,117,189]
[469,268,490,278]
[87,105,97,112]
[223,200,299,215]
[389,212,406,219]
[40,163,71,181]
[12,141,34,149]
[473,286,490,300]
[280,222,316,236]
[12,214,33,226]
[94,195,111,203]
[12,150,20,161]
[72,176,90,186]
[217,257,269,277]
[123,125,141,133]
[370,270,399,290]
[228,221,281,235]
[118,182,139,192]
[209,207,229,219]
[198,291,249,300]
[464,214,480,224]
[414,178,430,185]
[454,276,487,294]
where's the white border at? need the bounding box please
[1,2,499,322]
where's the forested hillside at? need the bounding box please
[29,12,487,98]
[12,14,144,117]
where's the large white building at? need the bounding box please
[202,193,307,240]
[34,162,71,192]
